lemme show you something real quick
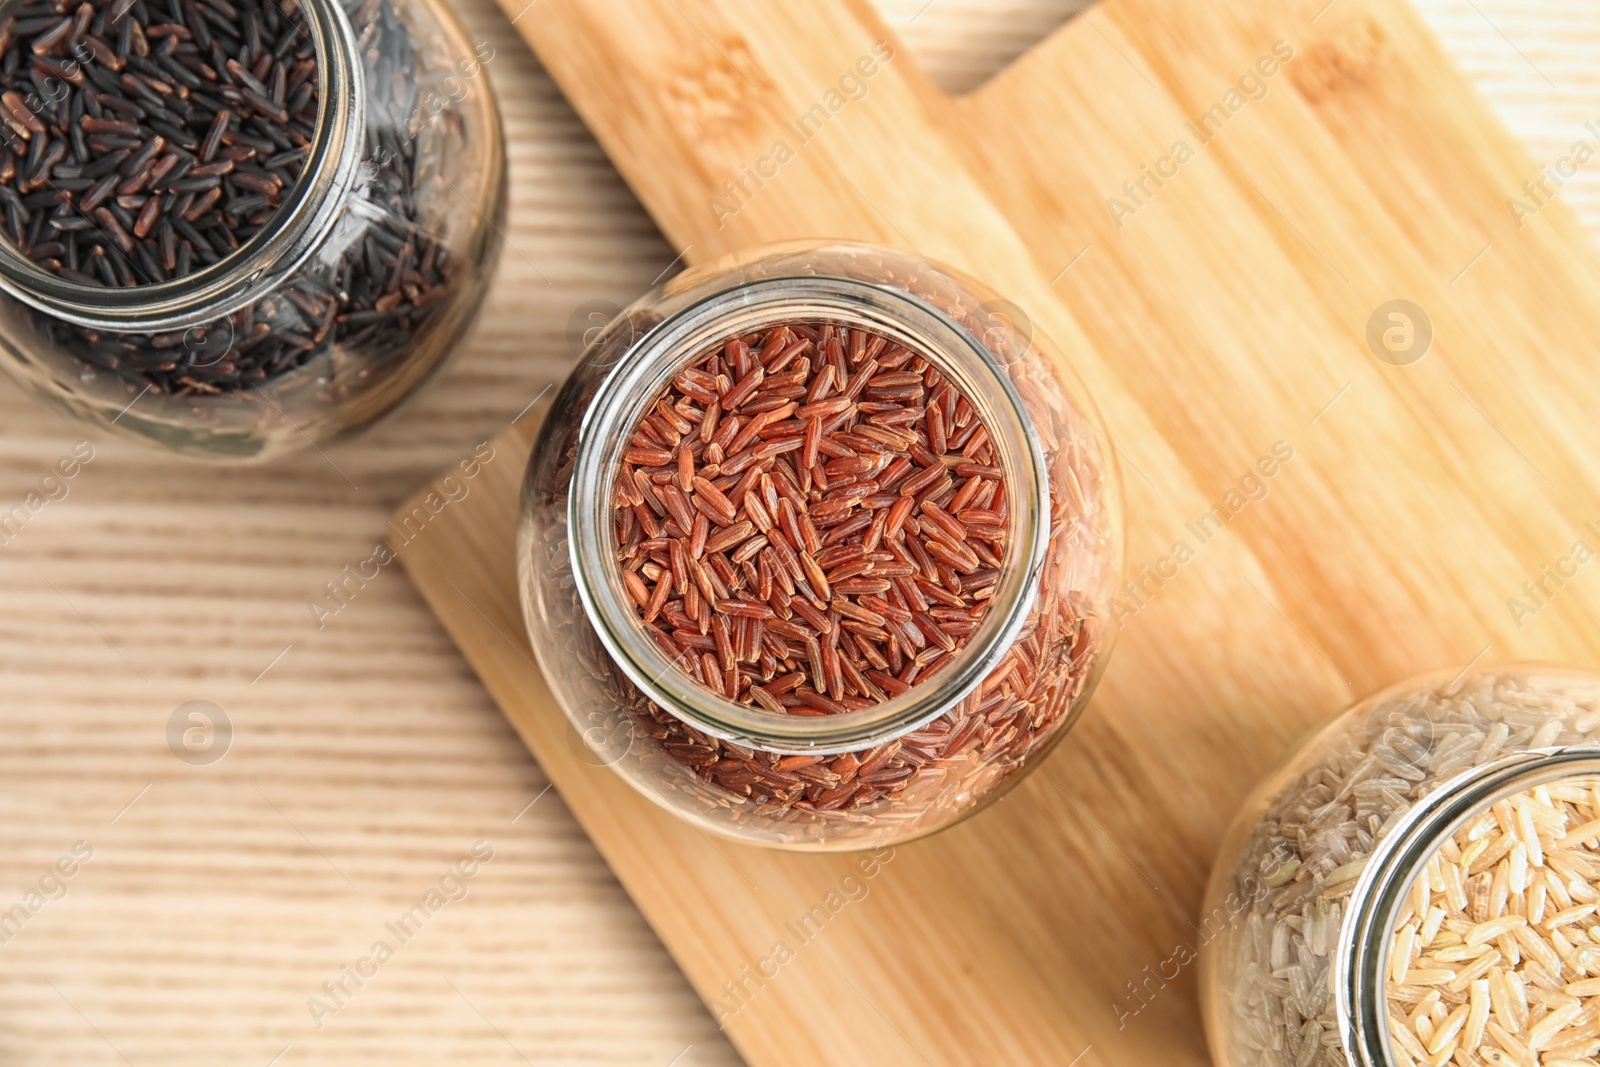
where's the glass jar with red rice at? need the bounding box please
[518,242,1123,850]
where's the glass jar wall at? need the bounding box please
[0,0,503,459]
[518,242,1123,850]
[1201,665,1600,1067]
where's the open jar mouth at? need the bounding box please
[0,0,366,333]
[565,275,1053,756]
[1339,741,1600,1066]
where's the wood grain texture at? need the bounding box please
[0,0,1592,1064]
[402,0,1600,1065]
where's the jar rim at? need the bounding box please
[565,271,1053,755]
[0,0,367,332]
[1336,667,1600,1065]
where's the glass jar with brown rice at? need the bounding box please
[1201,664,1600,1067]
[517,241,1123,850]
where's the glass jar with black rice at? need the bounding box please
[0,0,503,458]
[518,242,1124,850]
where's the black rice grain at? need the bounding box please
[0,0,318,281]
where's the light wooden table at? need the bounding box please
[0,2,1593,1064]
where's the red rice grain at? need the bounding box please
[599,316,1109,822]
[613,321,1007,715]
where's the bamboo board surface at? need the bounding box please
[0,0,1593,1064]
[396,0,1600,1064]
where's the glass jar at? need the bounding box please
[518,242,1123,850]
[1201,665,1600,1067]
[0,0,503,459]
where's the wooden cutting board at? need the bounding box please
[392,0,1600,1063]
